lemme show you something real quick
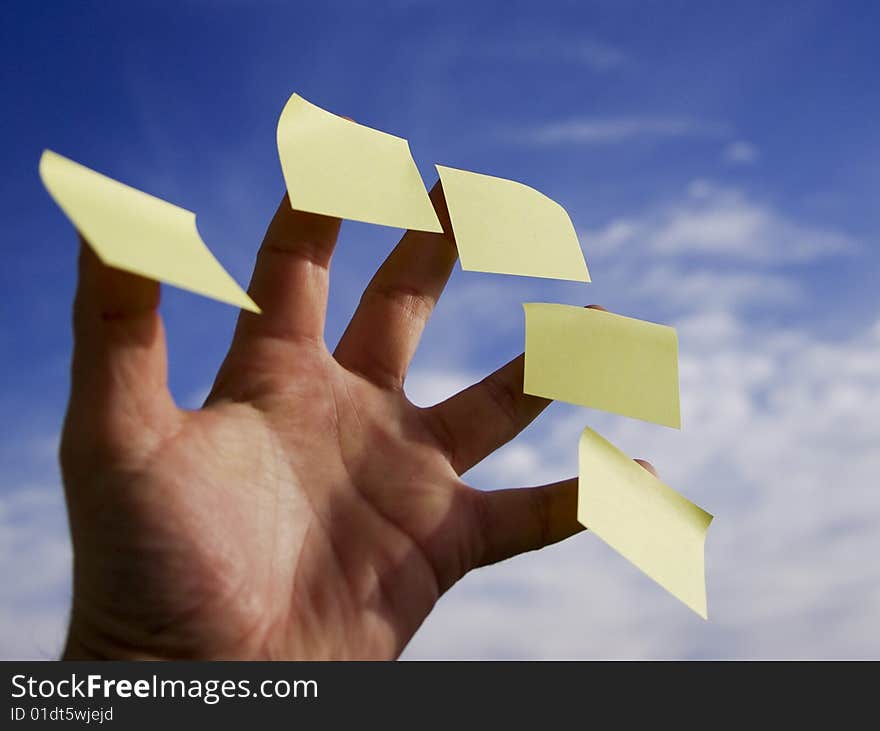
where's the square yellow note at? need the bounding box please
[276,93,442,232]
[523,304,680,428]
[436,165,589,282]
[578,427,713,618]
[39,150,259,313]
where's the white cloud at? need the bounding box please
[405,368,477,408]
[586,181,856,262]
[522,117,725,145]
[631,266,802,312]
[0,483,70,659]
[724,140,760,165]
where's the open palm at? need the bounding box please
[60,184,606,659]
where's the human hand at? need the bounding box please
[59,183,653,659]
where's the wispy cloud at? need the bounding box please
[586,180,857,262]
[0,482,70,659]
[482,38,628,71]
[724,140,760,165]
[518,117,727,145]
[556,39,628,70]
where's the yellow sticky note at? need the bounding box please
[523,304,680,428]
[435,165,589,282]
[276,93,442,232]
[578,426,713,618]
[39,150,260,313]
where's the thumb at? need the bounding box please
[471,458,660,567]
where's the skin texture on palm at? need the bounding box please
[59,182,653,660]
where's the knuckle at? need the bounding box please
[528,488,552,550]
[260,238,332,270]
[363,282,435,325]
[481,371,522,431]
[468,487,493,568]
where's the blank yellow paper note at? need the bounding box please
[39,150,259,313]
[578,427,713,617]
[523,304,680,428]
[435,165,589,281]
[276,94,442,232]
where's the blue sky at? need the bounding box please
[1,0,879,658]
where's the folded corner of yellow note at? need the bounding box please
[578,426,713,618]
